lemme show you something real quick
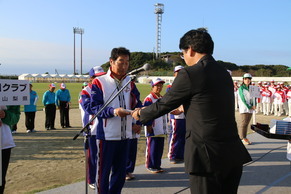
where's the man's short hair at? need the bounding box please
[179,28,214,55]
[110,47,130,61]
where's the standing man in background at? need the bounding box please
[55,83,71,128]
[132,28,252,194]
[42,83,56,130]
[24,82,38,133]
[79,66,106,190]
[167,65,186,164]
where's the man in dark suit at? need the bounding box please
[132,28,252,194]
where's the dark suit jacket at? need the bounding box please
[140,55,252,174]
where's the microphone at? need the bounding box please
[127,63,150,76]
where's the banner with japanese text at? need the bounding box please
[0,79,30,105]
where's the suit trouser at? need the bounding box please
[0,148,11,194]
[45,104,56,129]
[25,112,36,130]
[95,139,129,194]
[238,113,252,139]
[145,136,164,169]
[289,101,291,116]
[189,165,243,194]
[126,138,138,174]
[59,101,70,127]
[168,119,186,160]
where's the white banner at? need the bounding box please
[0,79,30,105]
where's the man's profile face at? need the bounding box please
[110,55,129,77]
[50,87,55,92]
[181,48,192,66]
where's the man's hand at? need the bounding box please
[0,110,6,119]
[132,124,141,134]
[170,105,184,115]
[146,125,153,134]
[131,108,141,120]
[114,108,131,117]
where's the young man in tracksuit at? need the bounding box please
[83,47,142,194]
[167,66,186,164]
[79,66,106,190]
[143,78,168,173]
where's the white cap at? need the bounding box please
[174,65,184,73]
[60,83,66,89]
[243,73,252,79]
[151,78,165,87]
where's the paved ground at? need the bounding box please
[37,132,291,194]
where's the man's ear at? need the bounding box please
[189,47,196,57]
[109,58,114,66]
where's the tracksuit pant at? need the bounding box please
[95,139,129,194]
[145,136,164,169]
[168,119,186,160]
[45,104,56,129]
[25,112,36,130]
[85,135,97,185]
[59,101,70,127]
[126,138,138,174]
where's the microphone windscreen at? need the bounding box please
[143,63,150,71]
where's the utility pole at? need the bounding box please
[154,3,164,59]
[73,27,84,75]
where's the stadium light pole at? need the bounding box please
[73,27,84,75]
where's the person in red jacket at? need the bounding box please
[273,85,287,116]
[287,85,291,117]
[261,83,272,116]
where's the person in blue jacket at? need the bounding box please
[55,83,71,128]
[42,83,56,130]
[24,82,38,133]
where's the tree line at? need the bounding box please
[101,52,290,77]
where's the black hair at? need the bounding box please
[179,28,214,55]
[110,47,130,61]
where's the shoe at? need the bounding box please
[31,129,37,132]
[170,159,177,164]
[46,128,50,130]
[126,173,135,180]
[50,128,56,130]
[88,183,95,190]
[27,130,31,133]
[147,168,159,174]
[11,130,17,134]
[61,126,65,128]
[157,168,164,173]
[242,138,252,145]
[66,126,72,128]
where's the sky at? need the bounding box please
[0,0,290,75]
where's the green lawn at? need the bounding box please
[30,82,167,111]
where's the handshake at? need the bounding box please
[113,107,142,121]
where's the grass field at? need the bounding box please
[30,82,167,111]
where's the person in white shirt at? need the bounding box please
[238,73,256,145]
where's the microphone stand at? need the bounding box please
[74,74,136,194]
[73,74,136,140]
